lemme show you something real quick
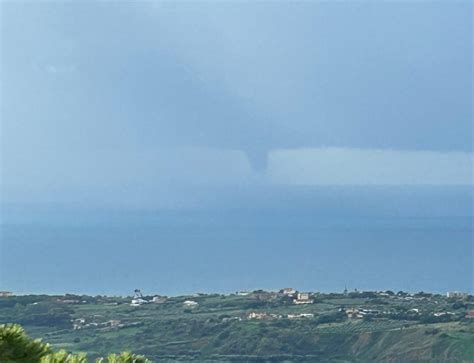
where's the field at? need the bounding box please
[1,291,473,362]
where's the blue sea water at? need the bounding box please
[1,187,472,296]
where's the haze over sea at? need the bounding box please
[2,186,472,296]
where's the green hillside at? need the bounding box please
[1,291,473,362]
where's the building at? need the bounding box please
[131,289,149,306]
[346,308,363,319]
[0,291,13,297]
[359,308,380,316]
[105,320,121,328]
[288,313,314,319]
[465,310,474,319]
[130,298,149,306]
[248,312,267,320]
[293,292,314,304]
[280,288,296,296]
[446,291,468,299]
[57,299,80,304]
[183,300,198,307]
[72,318,86,330]
[297,292,310,300]
[236,291,250,296]
[433,312,455,317]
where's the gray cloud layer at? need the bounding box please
[1,1,472,206]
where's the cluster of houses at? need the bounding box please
[245,306,474,322]
[129,289,199,308]
[288,313,314,319]
[72,318,141,330]
[131,295,199,308]
[247,312,270,320]
[343,306,470,320]
[73,318,119,330]
[344,308,380,319]
[247,312,314,320]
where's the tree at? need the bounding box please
[0,324,51,363]
[40,351,150,363]
[40,350,87,363]
[41,351,150,363]
[0,324,150,363]
[98,352,150,363]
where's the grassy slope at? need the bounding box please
[39,319,474,362]
[2,294,473,362]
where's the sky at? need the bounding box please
[0,1,473,294]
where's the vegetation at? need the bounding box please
[0,324,149,363]
[1,291,473,362]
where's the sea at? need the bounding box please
[1,186,472,296]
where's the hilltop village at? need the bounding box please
[121,287,473,323]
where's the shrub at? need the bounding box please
[0,324,150,363]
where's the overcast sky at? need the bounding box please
[1,1,472,207]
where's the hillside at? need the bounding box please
[1,290,473,362]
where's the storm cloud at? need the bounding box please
[1,1,472,205]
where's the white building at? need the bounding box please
[131,289,149,306]
[293,292,314,304]
[346,308,363,319]
[130,298,149,306]
[248,312,267,320]
[236,291,251,296]
[446,291,467,298]
[183,300,198,307]
[288,313,314,319]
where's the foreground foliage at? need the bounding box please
[0,324,150,363]
[0,324,51,363]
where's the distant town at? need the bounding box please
[2,287,473,322]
